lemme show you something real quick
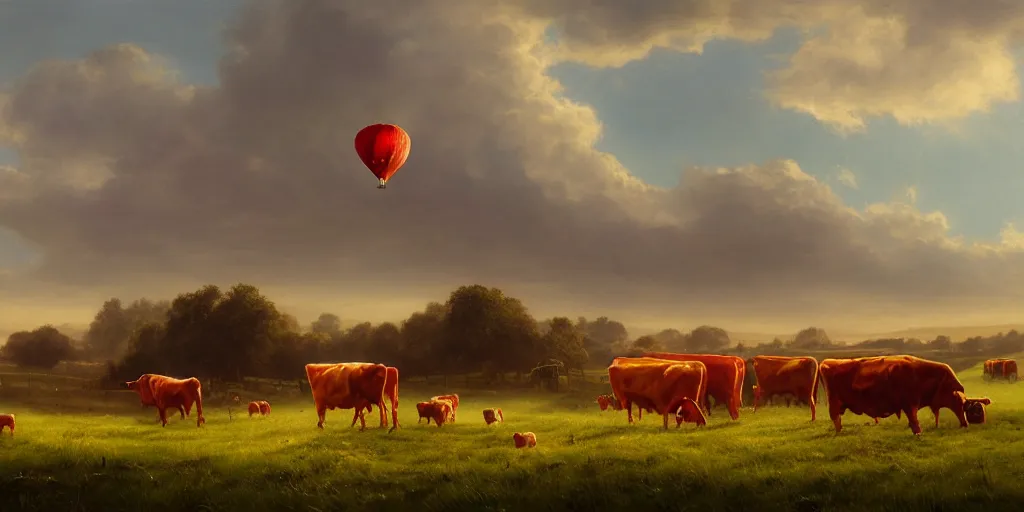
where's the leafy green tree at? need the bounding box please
[443,285,539,375]
[685,325,731,353]
[539,317,589,373]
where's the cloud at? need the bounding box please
[1,0,1024,332]
[515,0,1024,131]
[905,186,918,204]
[836,167,858,189]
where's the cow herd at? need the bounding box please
[0,353,1012,444]
[601,353,1010,436]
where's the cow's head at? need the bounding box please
[674,398,708,427]
[965,397,991,425]
[125,379,139,391]
[596,395,611,411]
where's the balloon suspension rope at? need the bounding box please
[377,178,387,189]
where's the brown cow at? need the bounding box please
[596,394,622,411]
[415,400,452,427]
[126,374,187,420]
[126,374,205,427]
[964,397,992,424]
[483,408,504,425]
[432,394,459,422]
[353,366,401,432]
[751,356,820,420]
[305,363,388,430]
[0,414,13,436]
[513,432,537,448]
[608,357,708,429]
[247,401,261,417]
[819,355,970,435]
[643,352,745,420]
[258,401,271,416]
[1004,360,1019,381]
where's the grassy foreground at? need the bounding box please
[1,364,1023,511]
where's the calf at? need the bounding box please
[513,432,536,448]
[0,414,13,436]
[483,408,504,425]
[431,394,459,422]
[415,400,452,427]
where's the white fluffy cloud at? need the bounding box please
[1,0,1023,331]
[836,167,858,189]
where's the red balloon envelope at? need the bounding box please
[354,124,411,189]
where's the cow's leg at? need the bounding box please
[626,401,635,424]
[316,403,327,429]
[358,411,367,431]
[906,407,922,435]
[828,400,843,433]
[179,405,186,419]
[809,395,816,422]
[662,413,669,430]
[350,407,362,427]
[931,406,940,428]
[158,406,169,427]
[378,400,386,428]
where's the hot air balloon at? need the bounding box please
[354,124,411,189]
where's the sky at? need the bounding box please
[2,0,1024,338]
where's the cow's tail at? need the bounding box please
[811,363,821,406]
[497,408,504,422]
[188,377,206,427]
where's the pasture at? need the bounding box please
[0,361,1023,511]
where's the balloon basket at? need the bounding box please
[377,178,387,189]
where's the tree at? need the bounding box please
[653,328,686,352]
[310,313,343,336]
[399,302,448,376]
[443,285,539,375]
[577,316,628,366]
[84,298,170,361]
[685,325,731,353]
[626,335,664,356]
[539,317,589,373]
[366,322,402,366]
[2,325,74,369]
[791,327,831,349]
[929,335,952,351]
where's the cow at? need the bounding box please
[0,414,13,436]
[819,355,970,435]
[258,401,271,416]
[483,408,504,425]
[431,394,459,422]
[751,355,820,421]
[415,400,453,427]
[126,374,205,427]
[304,362,388,430]
[596,394,621,411]
[247,401,261,417]
[1004,360,1019,381]
[126,374,188,420]
[643,352,745,420]
[353,366,400,433]
[513,432,537,448]
[607,357,708,429]
[964,397,992,424]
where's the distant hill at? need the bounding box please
[858,324,1024,343]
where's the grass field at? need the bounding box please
[1,362,1023,511]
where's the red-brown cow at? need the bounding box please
[0,414,13,436]
[126,374,205,427]
[415,400,453,427]
[431,394,459,422]
[608,357,708,429]
[483,408,504,425]
[305,363,388,430]
[751,356,820,421]
[258,401,271,416]
[247,401,261,417]
[353,366,400,432]
[513,432,537,448]
[1004,360,1019,381]
[819,355,970,435]
[965,397,992,424]
[643,352,745,420]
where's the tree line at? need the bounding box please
[3,283,1023,384]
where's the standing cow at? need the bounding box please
[819,355,970,436]
[304,363,388,430]
[643,352,745,420]
[353,366,401,433]
[608,357,708,429]
[751,355,820,421]
[126,374,205,427]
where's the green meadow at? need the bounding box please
[0,362,1022,512]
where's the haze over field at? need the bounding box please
[3,0,1024,336]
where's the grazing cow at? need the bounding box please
[607,357,708,429]
[0,414,13,436]
[353,366,401,432]
[247,401,261,417]
[819,355,970,435]
[596,394,622,411]
[513,432,537,448]
[643,352,745,420]
[305,362,388,430]
[258,401,271,416]
[964,397,992,424]
[126,374,206,427]
[126,374,187,420]
[431,394,459,422]
[751,356,820,421]
[483,408,504,425]
[1001,360,1018,381]
[415,400,453,427]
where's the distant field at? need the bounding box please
[0,361,1022,511]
